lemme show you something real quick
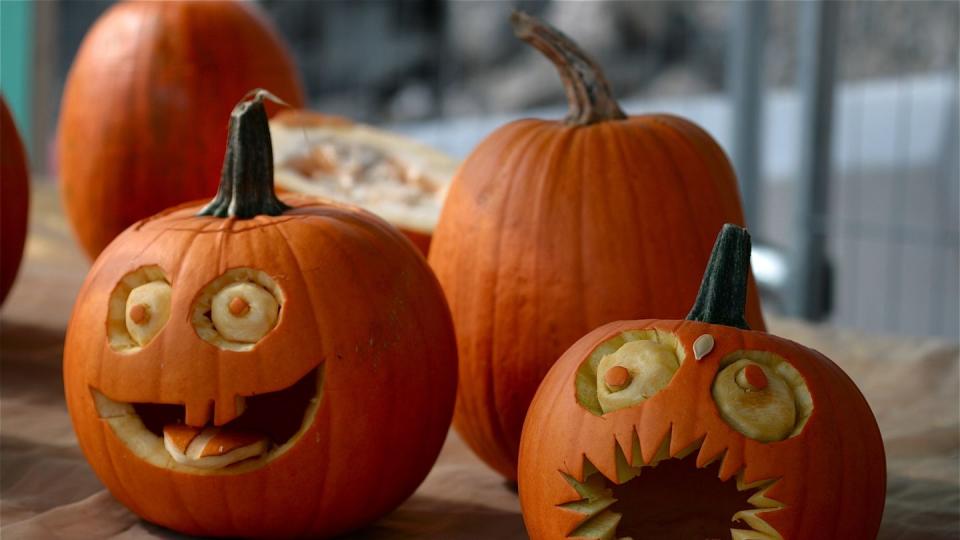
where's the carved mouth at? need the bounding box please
[560,434,783,540]
[90,366,324,474]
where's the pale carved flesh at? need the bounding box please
[570,331,814,539]
[271,117,457,236]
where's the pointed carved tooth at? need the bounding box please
[673,437,705,460]
[731,509,782,538]
[615,442,642,483]
[693,334,715,360]
[648,432,672,466]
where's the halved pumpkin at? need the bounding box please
[270,110,457,255]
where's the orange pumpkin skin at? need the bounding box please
[519,319,885,539]
[427,14,764,480]
[58,0,304,259]
[0,97,29,304]
[63,94,456,538]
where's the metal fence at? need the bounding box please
[730,0,959,339]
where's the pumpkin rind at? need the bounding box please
[427,13,765,480]
[0,97,29,305]
[58,0,305,259]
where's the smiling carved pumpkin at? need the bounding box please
[63,91,457,538]
[518,225,885,540]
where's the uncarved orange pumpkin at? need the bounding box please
[58,0,304,259]
[427,12,765,481]
[519,225,885,539]
[63,91,457,538]
[1,96,29,305]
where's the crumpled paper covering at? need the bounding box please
[2,184,957,539]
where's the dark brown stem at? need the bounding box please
[197,89,291,219]
[511,11,626,126]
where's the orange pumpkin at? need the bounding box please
[519,225,885,539]
[1,96,29,305]
[428,12,765,480]
[58,0,304,259]
[63,91,457,538]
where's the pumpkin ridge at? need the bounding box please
[495,124,576,458]
[465,122,550,475]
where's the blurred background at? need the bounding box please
[2,0,958,340]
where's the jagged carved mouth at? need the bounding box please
[90,366,324,474]
[561,435,783,540]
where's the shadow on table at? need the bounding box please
[880,475,960,540]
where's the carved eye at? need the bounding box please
[211,282,279,343]
[108,266,171,351]
[596,340,680,414]
[193,268,283,351]
[712,353,813,442]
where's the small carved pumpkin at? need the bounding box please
[63,91,457,538]
[0,96,29,305]
[518,225,885,540]
[58,0,305,259]
[428,12,765,480]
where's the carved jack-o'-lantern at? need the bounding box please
[63,91,457,538]
[519,225,885,540]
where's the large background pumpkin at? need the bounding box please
[428,12,765,480]
[64,92,457,538]
[519,225,885,539]
[58,0,304,259]
[1,96,29,305]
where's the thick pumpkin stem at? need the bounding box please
[198,89,291,219]
[511,11,626,126]
[686,224,752,330]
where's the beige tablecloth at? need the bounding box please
[2,184,958,539]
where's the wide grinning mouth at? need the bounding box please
[560,434,783,540]
[90,366,324,474]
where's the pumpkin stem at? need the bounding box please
[511,11,626,126]
[197,89,291,219]
[686,224,752,330]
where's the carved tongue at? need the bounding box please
[163,424,269,469]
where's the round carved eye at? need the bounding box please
[210,282,279,343]
[192,268,283,351]
[712,354,812,442]
[596,340,680,414]
[125,281,173,347]
[108,266,171,352]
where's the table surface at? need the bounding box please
[1,183,958,539]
